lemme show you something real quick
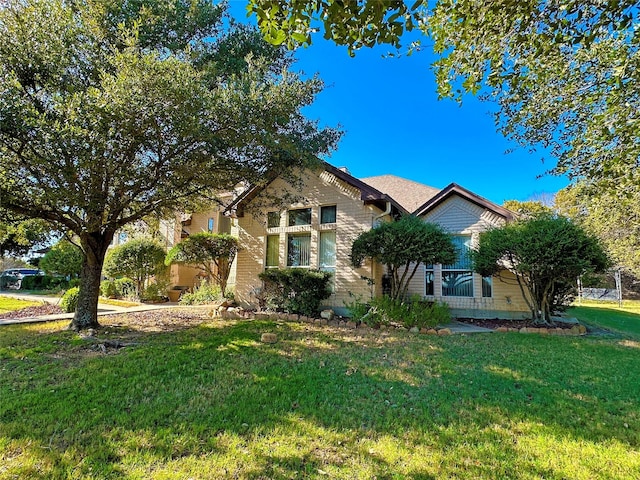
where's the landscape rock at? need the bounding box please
[346,321,357,329]
[315,318,328,326]
[437,328,452,336]
[409,326,420,333]
[427,329,438,335]
[320,309,335,320]
[260,333,278,344]
[496,327,508,333]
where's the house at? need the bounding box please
[223,161,530,319]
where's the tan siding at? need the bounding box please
[234,171,384,311]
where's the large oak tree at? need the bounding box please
[0,0,339,330]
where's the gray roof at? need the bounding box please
[360,175,440,213]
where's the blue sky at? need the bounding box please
[230,2,568,205]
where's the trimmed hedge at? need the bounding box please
[258,268,332,317]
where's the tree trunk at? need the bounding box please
[69,233,111,331]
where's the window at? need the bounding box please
[319,231,336,269]
[267,211,281,228]
[320,205,337,224]
[288,208,311,226]
[425,265,434,296]
[482,276,493,298]
[442,235,473,297]
[266,235,279,268]
[287,233,311,266]
[207,218,215,232]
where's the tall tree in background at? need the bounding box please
[555,184,640,279]
[249,0,638,191]
[0,0,339,330]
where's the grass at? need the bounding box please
[1,308,639,479]
[98,297,142,308]
[0,296,41,314]
[568,299,640,339]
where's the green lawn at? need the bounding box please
[0,296,41,314]
[568,299,640,339]
[0,309,639,479]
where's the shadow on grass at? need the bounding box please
[1,318,639,478]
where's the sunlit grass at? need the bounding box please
[1,312,639,479]
[569,299,640,338]
[98,297,142,308]
[0,297,41,314]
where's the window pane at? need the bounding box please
[444,235,472,270]
[266,235,279,267]
[320,205,337,224]
[319,231,336,268]
[208,218,214,232]
[288,208,312,226]
[425,270,434,296]
[482,276,493,298]
[442,271,474,297]
[287,234,311,266]
[267,211,280,228]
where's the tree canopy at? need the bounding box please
[39,239,84,278]
[350,215,456,301]
[249,0,639,191]
[473,215,610,325]
[0,0,339,329]
[555,183,640,279]
[165,232,239,296]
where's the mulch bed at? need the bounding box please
[457,317,575,330]
[0,304,64,319]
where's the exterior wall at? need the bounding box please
[234,170,387,313]
[412,195,530,319]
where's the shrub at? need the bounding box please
[19,275,44,290]
[258,268,332,316]
[113,277,135,299]
[140,282,166,302]
[60,287,80,313]
[100,279,117,298]
[21,275,69,291]
[346,295,451,329]
[180,282,222,305]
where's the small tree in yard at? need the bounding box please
[103,239,167,298]
[473,215,610,325]
[165,233,239,296]
[40,239,84,278]
[350,215,457,301]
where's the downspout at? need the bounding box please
[372,201,392,298]
[373,200,392,226]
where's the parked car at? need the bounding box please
[0,268,44,290]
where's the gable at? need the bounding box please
[421,195,506,233]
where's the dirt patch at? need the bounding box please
[456,318,576,330]
[0,303,64,319]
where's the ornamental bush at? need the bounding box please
[258,268,332,316]
[60,287,80,313]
